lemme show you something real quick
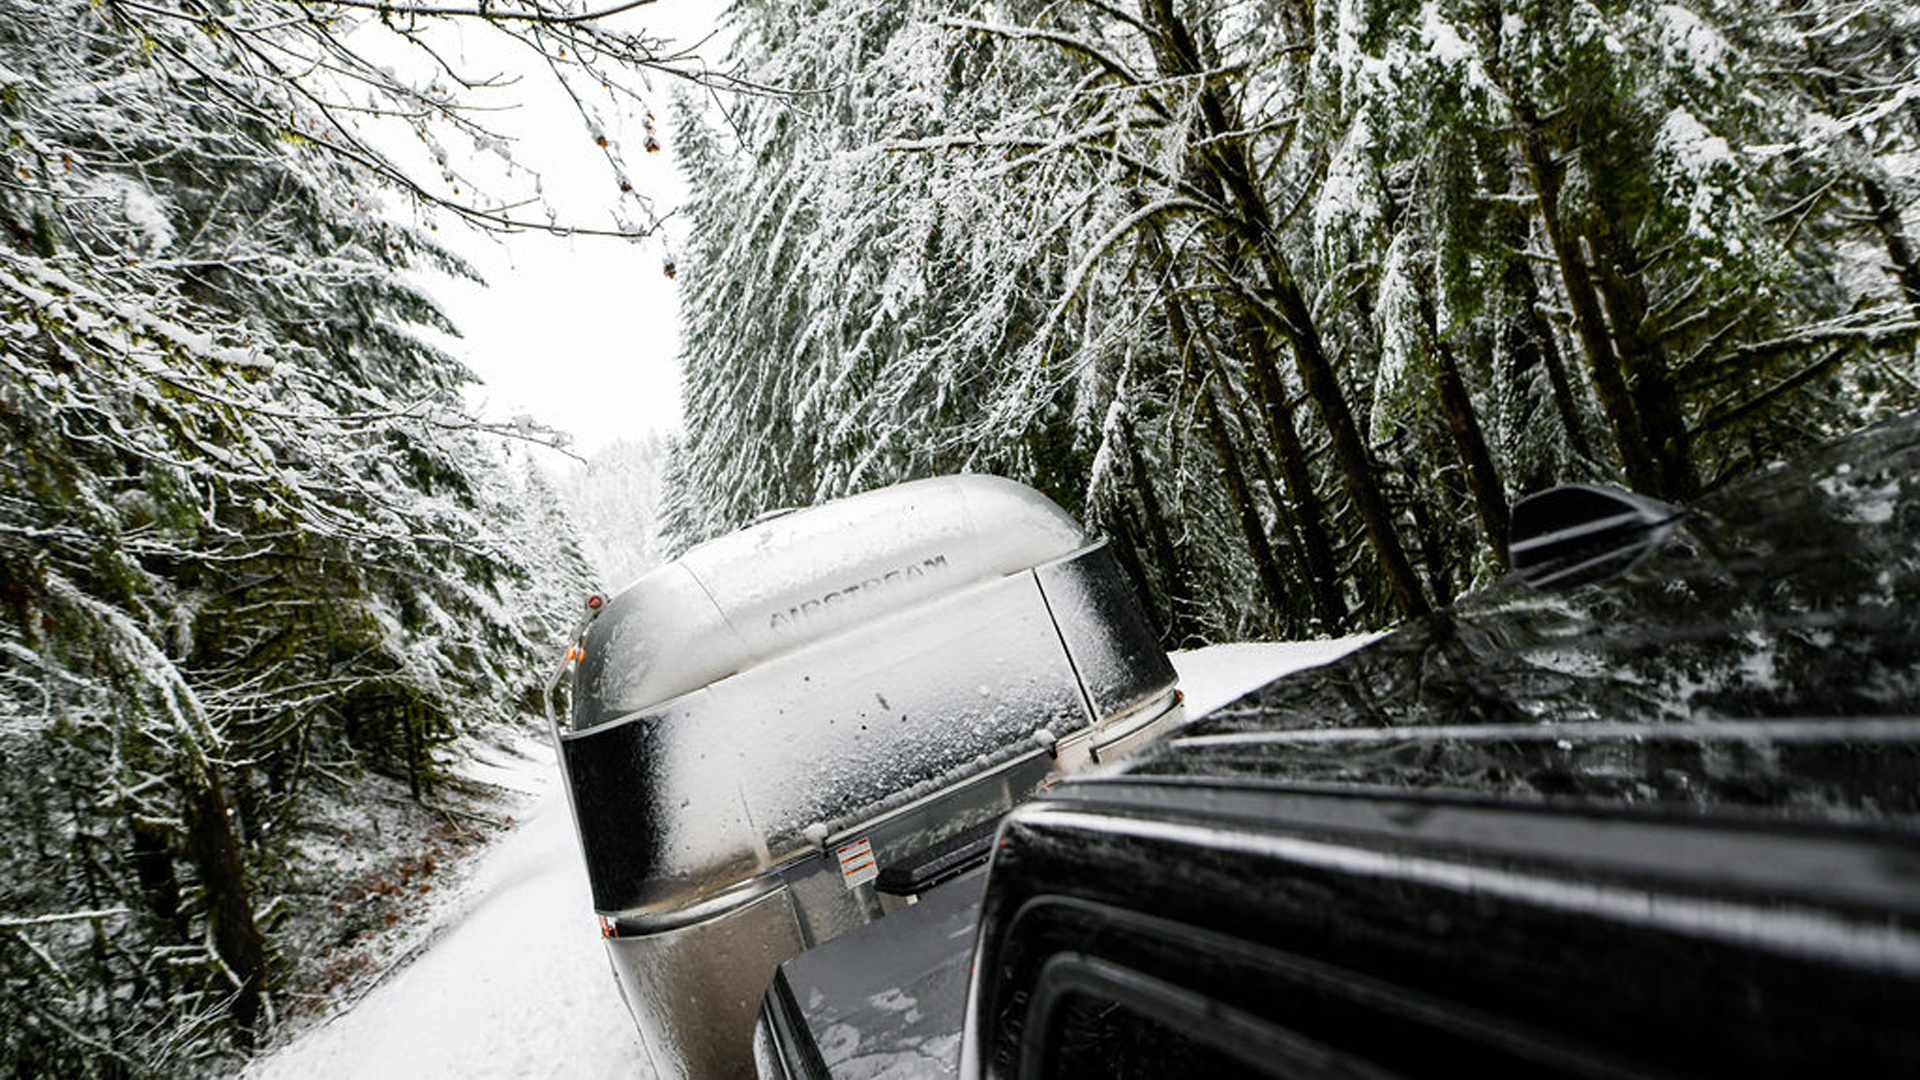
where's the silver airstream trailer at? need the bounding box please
[545,475,1181,1078]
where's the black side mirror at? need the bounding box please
[1510,484,1682,590]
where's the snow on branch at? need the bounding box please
[90,0,779,240]
[316,0,661,26]
[41,570,225,780]
[942,17,1165,115]
[0,908,131,931]
[992,196,1209,416]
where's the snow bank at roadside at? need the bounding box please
[1170,635,1382,720]
[243,738,646,1079]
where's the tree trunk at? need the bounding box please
[1510,116,1665,496]
[1406,465,1458,609]
[129,815,186,943]
[1583,222,1699,500]
[1146,220,1341,632]
[1415,282,1511,564]
[1267,277,1432,619]
[1492,163,1594,469]
[185,773,266,1046]
[1525,280,1595,468]
[1472,8,1663,497]
[1232,326,1349,631]
[405,709,423,801]
[1158,280,1292,624]
[1138,0,1429,621]
[1222,377,1313,638]
[1798,20,1920,323]
[1119,408,1200,644]
[1199,387,1292,621]
[1211,356,1310,637]
[1861,176,1920,322]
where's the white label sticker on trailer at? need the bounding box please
[837,838,878,889]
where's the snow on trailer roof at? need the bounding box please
[571,474,1089,729]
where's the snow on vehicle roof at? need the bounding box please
[572,474,1088,729]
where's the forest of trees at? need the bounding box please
[0,1,647,1073]
[561,435,674,593]
[665,0,1920,643]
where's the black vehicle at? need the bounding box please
[757,414,1920,1078]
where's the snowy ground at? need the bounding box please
[1170,635,1380,719]
[243,740,645,1079]
[241,638,1375,1079]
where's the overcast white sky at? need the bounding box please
[378,4,732,457]
[435,206,688,457]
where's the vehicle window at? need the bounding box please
[1044,992,1268,1079]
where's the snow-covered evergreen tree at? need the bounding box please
[668,0,1918,640]
[556,435,671,593]
[0,2,593,1069]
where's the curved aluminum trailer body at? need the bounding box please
[550,475,1181,1078]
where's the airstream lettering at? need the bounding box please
[769,554,952,630]
[547,475,1183,1078]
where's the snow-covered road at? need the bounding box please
[244,638,1374,1079]
[245,746,647,1079]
